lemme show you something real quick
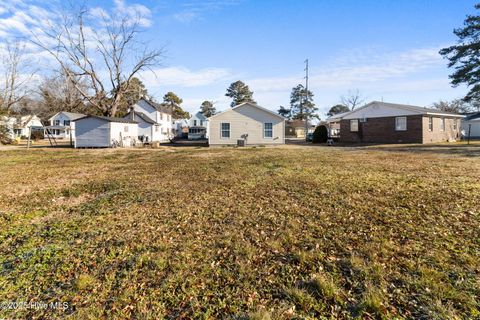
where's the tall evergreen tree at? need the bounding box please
[163,92,190,119]
[199,100,216,117]
[290,84,318,120]
[440,4,480,102]
[225,80,256,107]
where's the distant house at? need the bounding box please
[123,110,161,143]
[173,119,189,138]
[461,112,480,139]
[325,111,350,138]
[73,115,138,148]
[131,98,173,142]
[46,111,85,141]
[208,102,285,146]
[338,101,464,144]
[0,115,43,139]
[285,119,315,138]
[188,112,209,140]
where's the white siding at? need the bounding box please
[208,103,285,145]
[461,119,480,138]
[133,100,172,141]
[75,118,110,148]
[48,113,76,140]
[110,122,139,147]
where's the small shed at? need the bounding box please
[73,115,138,148]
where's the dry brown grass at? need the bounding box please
[0,144,479,319]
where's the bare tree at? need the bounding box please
[32,6,163,117]
[432,99,473,114]
[0,41,36,114]
[340,89,365,110]
[37,69,89,119]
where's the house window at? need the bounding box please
[155,125,159,132]
[429,117,433,131]
[350,119,359,132]
[194,120,197,126]
[200,120,203,126]
[54,120,60,126]
[395,117,407,131]
[160,113,163,121]
[124,126,129,132]
[264,122,273,138]
[453,119,457,130]
[64,120,70,126]
[220,123,230,138]
[440,118,445,131]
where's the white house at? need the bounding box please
[461,112,480,139]
[0,115,43,139]
[208,102,285,146]
[46,111,85,141]
[131,98,173,142]
[73,115,138,148]
[124,110,161,143]
[173,119,189,138]
[188,112,209,140]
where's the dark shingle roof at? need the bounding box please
[124,111,157,124]
[73,115,138,124]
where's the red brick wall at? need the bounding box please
[340,115,423,143]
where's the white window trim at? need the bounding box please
[263,122,273,139]
[428,116,433,132]
[395,116,407,131]
[440,118,445,131]
[124,125,129,132]
[350,119,359,132]
[220,122,230,139]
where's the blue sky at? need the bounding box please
[0,0,478,117]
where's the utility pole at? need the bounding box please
[304,59,309,141]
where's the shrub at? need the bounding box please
[312,125,328,143]
[0,125,13,145]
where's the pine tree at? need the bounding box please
[290,84,318,121]
[225,80,256,107]
[200,101,216,117]
[163,92,190,119]
[440,4,480,102]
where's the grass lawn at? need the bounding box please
[0,144,479,319]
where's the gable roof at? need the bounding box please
[137,98,172,114]
[192,112,207,121]
[325,111,351,122]
[344,101,465,119]
[209,102,286,120]
[49,111,86,121]
[124,111,157,125]
[73,115,138,124]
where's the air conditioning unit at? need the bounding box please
[237,139,246,147]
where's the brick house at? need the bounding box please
[338,101,464,144]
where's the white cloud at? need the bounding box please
[140,66,232,88]
[173,0,242,23]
